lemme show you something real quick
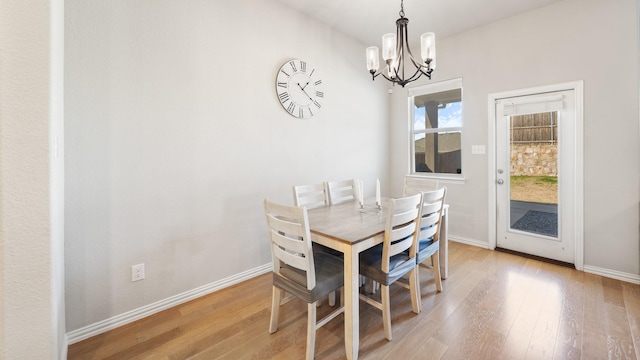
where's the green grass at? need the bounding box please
[511,175,558,185]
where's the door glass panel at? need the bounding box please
[508,111,558,238]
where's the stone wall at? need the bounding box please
[510,143,557,176]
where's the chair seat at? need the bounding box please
[417,239,439,264]
[359,244,417,286]
[273,251,344,303]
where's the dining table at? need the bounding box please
[307,198,449,360]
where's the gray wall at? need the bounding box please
[389,0,640,275]
[64,0,389,331]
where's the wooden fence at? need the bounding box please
[510,112,557,144]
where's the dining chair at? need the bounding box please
[412,187,447,312]
[264,199,345,360]
[403,177,440,196]
[293,183,330,209]
[358,193,422,341]
[327,179,357,205]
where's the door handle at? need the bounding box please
[496,179,504,185]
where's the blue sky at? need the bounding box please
[414,102,462,130]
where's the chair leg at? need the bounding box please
[432,251,443,292]
[269,286,282,333]
[381,285,392,341]
[409,268,420,314]
[365,278,375,294]
[306,302,317,360]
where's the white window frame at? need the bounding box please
[408,78,464,181]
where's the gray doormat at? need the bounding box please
[511,210,557,237]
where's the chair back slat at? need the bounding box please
[327,179,357,205]
[387,233,414,257]
[268,226,308,255]
[293,183,329,209]
[392,208,420,228]
[266,213,307,238]
[418,223,438,241]
[264,199,316,289]
[272,243,309,270]
[420,203,441,216]
[419,212,440,229]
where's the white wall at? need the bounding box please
[390,0,640,275]
[0,0,66,358]
[64,0,389,331]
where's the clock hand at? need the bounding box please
[301,81,310,90]
[297,83,313,100]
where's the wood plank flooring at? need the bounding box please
[68,242,640,359]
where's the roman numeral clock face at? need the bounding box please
[276,59,324,119]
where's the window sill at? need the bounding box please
[406,174,466,185]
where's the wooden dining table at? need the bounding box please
[307,198,449,360]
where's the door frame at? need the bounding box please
[488,81,584,270]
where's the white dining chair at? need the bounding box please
[358,193,422,341]
[264,199,345,360]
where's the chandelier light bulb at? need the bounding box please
[366,47,380,72]
[381,33,397,61]
[420,32,436,64]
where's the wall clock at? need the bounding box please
[275,59,324,119]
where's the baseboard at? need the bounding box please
[583,265,640,285]
[448,234,491,249]
[66,263,272,345]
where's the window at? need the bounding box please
[409,78,463,175]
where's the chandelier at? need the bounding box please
[366,0,436,87]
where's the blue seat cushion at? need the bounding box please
[417,239,439,264]
[359,244,416,286]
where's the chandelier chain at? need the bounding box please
[399,0,405,18]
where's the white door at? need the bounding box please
[495,90,576,263]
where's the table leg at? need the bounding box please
[439,207,449,280]
[343,246,359,360]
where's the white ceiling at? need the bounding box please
[273,0,563,47]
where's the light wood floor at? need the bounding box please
[68,242,640,359]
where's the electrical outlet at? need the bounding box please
[131,263,145,282]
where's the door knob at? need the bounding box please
[496,179,504,185]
